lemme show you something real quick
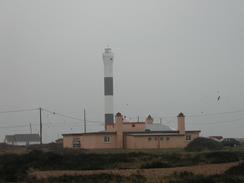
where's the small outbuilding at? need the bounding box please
[4,134,40,146]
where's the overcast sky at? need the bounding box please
[0,0,244,142]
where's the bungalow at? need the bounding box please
[63,112,200,149]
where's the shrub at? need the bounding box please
[27,174,146,183]
[141,161,171,169]
[185,137,223,152]
[0,155,27,182]
[169,173,215,183]
[225,163,244,175]
[204,151,240,163]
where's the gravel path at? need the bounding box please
[31,162,239,180]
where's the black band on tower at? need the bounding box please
[104,77,113,95]
[105,114,114,125]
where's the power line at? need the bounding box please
[0,107,244,130]
[1,116,242,130]
[187,110,244,118]
[42,108,104,124]
[0,122,40,129]
[190,117,244,125]
[84,108,86,133]
[0,124,29,129]
[0,108,38,114]
[87,120,105,124]
[42,108,83,121]
[153,110,244,119]
[39,107,42,144]
[0,116,243,130]
[0,107,243,121]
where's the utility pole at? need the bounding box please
[137,116,140,122]
[84,108,86,133]
[29,123,32,134]
[39,107,42,144]
[160,118,162,125]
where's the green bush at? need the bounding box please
[185,137,223,152]
[204,151,240,163]
[141,161,172,169]
[0,151,149,182]
[168,173,244,183]
[27,174,146,183]
[168,164,244,183]
[1,149,244,182]
[0,154,27,182]
[169,173,215,183]
[225,163,244,175]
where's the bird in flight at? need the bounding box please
[217,90,221,102]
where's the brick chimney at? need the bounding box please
[145,115,154,124]
[177,112,185,135]
[115,112,123,148]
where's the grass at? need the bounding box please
[225,162,244,175]
[168,162,244,183]
[28,174,147,183]
[0,148,244,182]
[27,163,244,183]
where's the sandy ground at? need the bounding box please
[30,161,239,180]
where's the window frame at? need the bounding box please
[72,137,81,148]
[186,135,191,141]
[103,135,112,143]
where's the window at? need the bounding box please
[160,137,164,141]
[132,124,135,127]
[104,135,111,143]
[148,137,152,141]
[72,137,81,148]
[166,137,170,141]
[186,135,191,141]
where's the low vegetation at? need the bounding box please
[28,174,147,183]
[185,137,223,152]
[0,149,243,182]
[27,162,244,183]
[169,163,244,183]
[225,162,244,175]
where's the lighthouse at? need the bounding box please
[103,47,114,129]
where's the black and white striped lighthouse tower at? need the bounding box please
[103,47,114,129]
